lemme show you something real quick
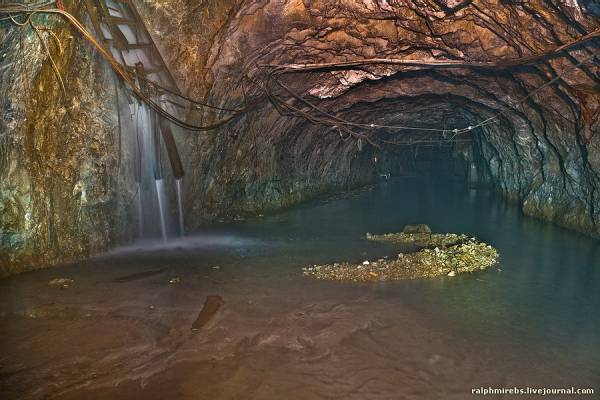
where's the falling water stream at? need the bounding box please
[154,179,168,241]
[176,178,185,236]
[133,102,173,241]
[136,182,143,237]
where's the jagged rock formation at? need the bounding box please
[0,4,137,275]
[1,0,599,274]
[138,0,599,234]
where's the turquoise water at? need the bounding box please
[195,177,600,381]
[3,175,596,398]
[99,176,600,386]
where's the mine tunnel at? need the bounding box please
[1,1,600,399]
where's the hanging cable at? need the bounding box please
[260,27,600,72]
[0,3,249,131]
[261,42,599,144]
[1,2,598,144]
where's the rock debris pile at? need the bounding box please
[303,228,499,282]
[366,231,470,248]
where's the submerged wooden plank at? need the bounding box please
[113,269,165,283]
[191,295,224,331]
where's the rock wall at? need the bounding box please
[136,0,384,227]
[0,3,138,276]
[1,0,599,275]
[137,0,599,235]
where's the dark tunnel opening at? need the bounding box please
[1,1,600,398]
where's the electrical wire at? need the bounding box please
[262,43,599,143]
[0,3,247,131]
[260,27,600,72]
[1,2,598,145]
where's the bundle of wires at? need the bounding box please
[1,1,599,146]
[0,1,246,131]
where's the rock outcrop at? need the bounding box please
[137,0,599,235]
[0,3,138,275]
[1,0,599,274]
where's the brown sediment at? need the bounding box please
[0,251,582,400]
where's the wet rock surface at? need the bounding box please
[48,277,75,289]
[137,0,600,237]
[401,224,433,234]
[0,3,137,275]
[1,0,599,273]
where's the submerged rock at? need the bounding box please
[303,233,499,282]
[48,278,74,289]
[192,295,224,331]
[402,224,432,234]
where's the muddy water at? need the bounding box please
[1,177,599,399]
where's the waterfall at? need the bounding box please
[136,182,143,236]
[131,102,174,241]
[155,179,168,241]
[176,178,185,236]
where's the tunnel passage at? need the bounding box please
[153,0,599,237]
[1,0,599,274]
[267,92,501,184]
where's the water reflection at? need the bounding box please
[103,176,600,380]
[209,177,600,379]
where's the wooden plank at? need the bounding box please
[104,16,137,25]
[191,296,224,331]
[82,0,106,42]
[159,116,185,178]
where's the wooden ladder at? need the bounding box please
[83,0,184,178]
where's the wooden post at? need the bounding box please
[159,117,184,179]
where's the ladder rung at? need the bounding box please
[104,16,136,25]
[86,0,182,96]
[123,42,153,50]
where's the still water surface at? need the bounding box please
[182,177,600,382]
[4,176,600,400]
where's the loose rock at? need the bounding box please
[303,233,499,282]
[367,231,470,248]
[402,224,432,234]
[48,278,74,289]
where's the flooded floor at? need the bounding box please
[1,177,599,399]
